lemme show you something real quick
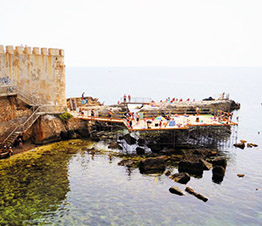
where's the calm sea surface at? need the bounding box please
[1,67,262,225]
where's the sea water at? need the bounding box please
[0,67,262,225]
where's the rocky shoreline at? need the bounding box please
[0,95,240,148]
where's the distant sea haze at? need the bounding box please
[66,67,262,106]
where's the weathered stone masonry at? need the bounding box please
[0,45,66,107]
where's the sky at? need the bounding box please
[1,0,262,67]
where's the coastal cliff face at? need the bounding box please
[31,115,90,144]
[31,115,67,144]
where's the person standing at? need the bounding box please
[128,94,131,102]
[8,146,13,157]
[108,109,113,118]
[123,94,127,103]
[18,138,23,149]
[81,92,85,100]
[196,107,200,116]
[136,112,140,122]
[91,109,95,117]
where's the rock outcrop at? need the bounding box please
[178,160,204,176]
[139,157,166,174]
[136,147,145,155]
[139,99,239,116]
[31,115,90,144]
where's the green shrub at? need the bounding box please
[59,112,73,122]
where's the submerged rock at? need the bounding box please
[139,157,166,174]
[169,186,185,196]
[178,160,203,176]
[118,159,134,167]
[108,142,122,150]
[212,166,225,183]
[169,172,190,184]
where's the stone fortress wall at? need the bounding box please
[0,45,66,107]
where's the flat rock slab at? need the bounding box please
[185,187,208,202]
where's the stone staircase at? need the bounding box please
[0,85,43,149]
[0,106,41,149]
[0,84,65,150]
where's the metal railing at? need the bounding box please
[19,107,40,133]
[0,107,41,148]
[0,125,19,148]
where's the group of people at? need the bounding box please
[214,110,233,122]
[125,111,140,129]
[78,108,113,118]
[0,145,13,157]
[0,137,23,158]
[123,94,131,103]
[160,97,195,103]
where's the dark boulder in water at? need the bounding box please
[148,143,162,153]
[178,160,204,176]
[234,143,245,149]
[207,156,227,168]
[123,134,137,145]
[212,166,225,183]
[136,147,145,155]
[138,138,146,146]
